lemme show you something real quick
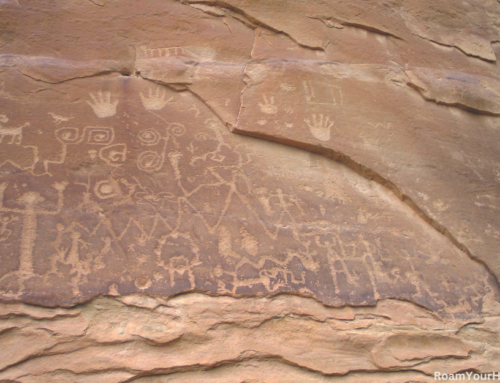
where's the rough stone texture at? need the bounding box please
[0,0,500,381]
[1,293,500,382]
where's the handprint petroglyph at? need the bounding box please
[140,88,173,111]
[258,95,278,115]
[304,114,333,141]
[87,90,119,118]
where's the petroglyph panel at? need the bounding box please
[0,72,493,320]
[1,0,500,378]
[236,60,500,285]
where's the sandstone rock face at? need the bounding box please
[0,0,499,381]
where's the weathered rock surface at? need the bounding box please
[1,293,500,382]
[0,0,499,380]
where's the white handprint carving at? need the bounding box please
[258,95,278,115]
[140,87,173,111]
[304,114,333,141]
[87,90,119,118]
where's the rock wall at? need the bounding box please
[0,0,499,381]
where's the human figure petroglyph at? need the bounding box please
[189,104,201,117]
[140,87,173,111]
[305,114,333,141]
[0,182,67,281]
[0,122,29,145]
[218,226,242,263]
[164,254,200,289]
[258,95,278,115]
[66,231,91,266]
[87,90,118,118]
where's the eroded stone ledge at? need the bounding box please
[1,292,499,382]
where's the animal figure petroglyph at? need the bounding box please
[0,123,29,144]
[48,112,73,125]
[87,90,118,118]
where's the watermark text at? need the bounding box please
[435,372,500,381]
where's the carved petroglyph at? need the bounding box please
[138,151,164,172]
[0,83,489,317]
[137,124,185,172]
[48,112,73,125]
[303,81,343,106]
[99,143,127,166]
[189,104,201,117]
[94,180,118,199]
[0,182,67,281]
[240,226,259,256]
[0,122,29,145]
[139,46,186,59]
[140,88,173,111]
[50,126,124,172]
[0,214,18,242]
[55,126,115,145]
[86,127,115,145]
[87,90,118,118]
[67,234,93,294]
[280,83,296,92]
[304,114,333,141]
[258,95,278,115]
[55,127,82,145]
[138,128,161,146]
